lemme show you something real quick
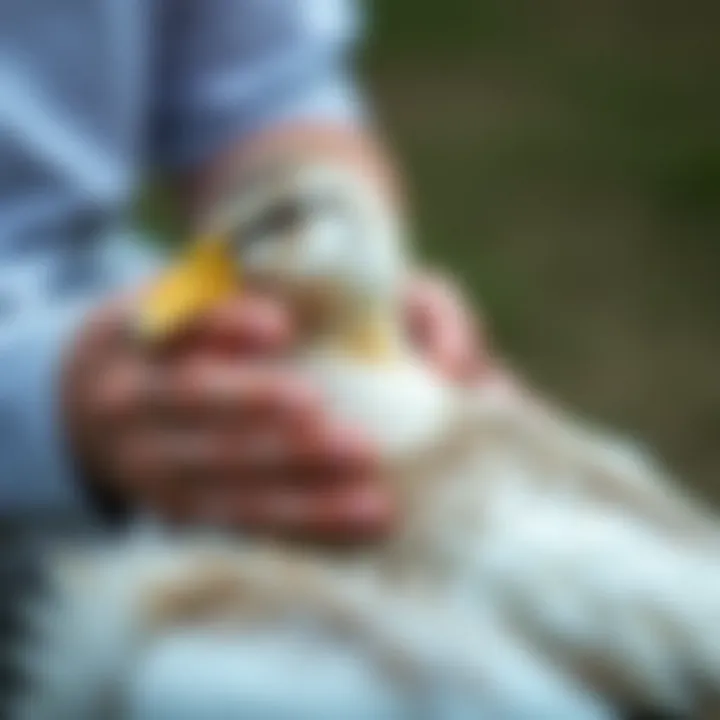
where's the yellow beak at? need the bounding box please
[137,236,239,342]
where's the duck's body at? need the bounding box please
[18,371,720,719]
[15,161,720,719]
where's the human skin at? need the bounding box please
[63,271,489,542]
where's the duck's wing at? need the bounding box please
[465,380,719,546]
[14,533,614,720]
[455,385,720,716]
[482,492,720,715]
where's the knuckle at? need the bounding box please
[90,364,140,423]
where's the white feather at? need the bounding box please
[16,160,720,719]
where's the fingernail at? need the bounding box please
[326,425,375,461]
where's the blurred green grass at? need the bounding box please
[138,0,720,499]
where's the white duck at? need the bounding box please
[15,160,720,720]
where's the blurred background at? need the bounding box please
[367,0,720,504]
[142,1,720,498]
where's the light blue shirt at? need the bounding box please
[0,0,363,517]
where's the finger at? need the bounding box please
[406,274,487,382]
[125,421,377,490]
[89,357,152,429]
[116,424,383,538]
[406,275,474,359]
[140,359,322,425]
[111,431,192,499]
[112,428,222,523]
[177,294,294,356]
[108,415,374,507]
[208,421,376,479]
[271,423,377,477]
[199,480,395,543]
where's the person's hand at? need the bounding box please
[63,272,496,542]
[405,271,495,384]
[63,293,391,542]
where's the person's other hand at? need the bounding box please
[63,293,391,542]
[405,271,495,384]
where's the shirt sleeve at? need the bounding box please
[152,0,367,170]
[0,234,162,519]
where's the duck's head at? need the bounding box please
[137,162,410,360]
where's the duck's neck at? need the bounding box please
[313,298,408,365]
[299,298,456,463]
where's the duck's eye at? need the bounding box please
[242,198,307,246]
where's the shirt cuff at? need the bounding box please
[0,300,96,519]
[0,235,164,521]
